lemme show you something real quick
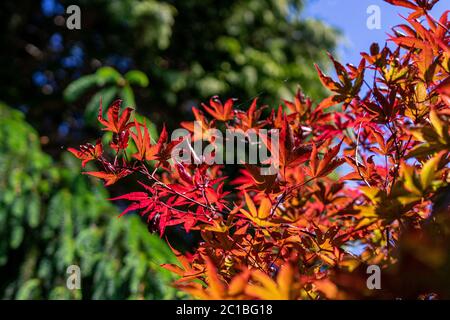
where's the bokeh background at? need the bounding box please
[2,0,442,299]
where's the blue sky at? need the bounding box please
[303,0,448,66]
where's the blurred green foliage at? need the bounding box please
[0,102,179,299]
[0,0,339,150]
[90,0,339,107]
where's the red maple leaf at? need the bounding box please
[131,120,182,167]
[68,139,103,167]
[98,99,134,133]
[83,168,132,186]
[202,96,235,121]
[306,140,344,178]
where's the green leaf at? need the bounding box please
[16,279,41,300]
[402,165,423,195]
[63,74,97,103]
[125,70,149,87]
[429,108,444,138]
[10,225,24,249]
[12,197,25,218]
[120,85,136,109]
[406,143,434,159]
[420,153,442,190]
[360,186,381,204]
[96,66,122,86]
[28,193,41,228]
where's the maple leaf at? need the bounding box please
[98,99,134,133]
[384,0,438,19]
[283,90,313,117]
[306,141,344,178]
[68,139,103,167]
[245,263,300,300]
[407,107,450,158]
[436,76,450,107]
[110,129,130,152]
[309,226,342,266]
[235,98,267,130]
[368,127,395,156]
[108,191,157,219]
[314,54,365,109]
[149,124,183,166]
[240,193,278,227]
[231,164,279,193]
[384,0,419,10]
[131,120,182,166]
[400,151,445,196]
[180,107,215,141]
[202,96,235,121]
[161,244,204,283]
[341,155,387,186]
[315,63,341,92]
[83,168,132,186]
[261,117,314,171]
[174,257,250,299]
[315,113,352,141]
[130,119,151,161]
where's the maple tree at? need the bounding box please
[71,0,450,299]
